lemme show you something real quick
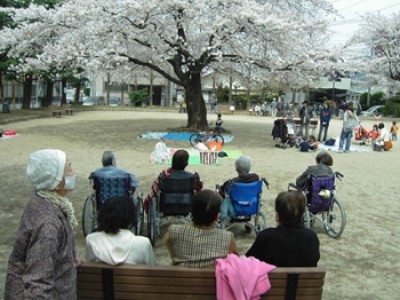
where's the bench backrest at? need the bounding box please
[77,262,326,300]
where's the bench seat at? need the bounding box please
[48,105,63,117]
[62,104,73,115]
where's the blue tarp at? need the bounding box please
[139,132,235,143]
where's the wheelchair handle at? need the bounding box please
[288,182,301,191]
[262,177,270,189]
[335,172,344,180]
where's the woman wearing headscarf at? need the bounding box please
[5,149,78,299]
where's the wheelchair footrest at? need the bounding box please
[230,216,251,222]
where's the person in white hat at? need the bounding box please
[5,149,78,299]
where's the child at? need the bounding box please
[215,113,223,134]
[150,137,172,163]
[390,121,398,141]
[299,136,311,152]
[366,124,379,143]
[308,135,319,151]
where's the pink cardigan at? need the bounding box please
[215,254,276,300]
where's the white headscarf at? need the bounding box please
[26,149,66,190]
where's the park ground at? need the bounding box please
[0,109,399,299]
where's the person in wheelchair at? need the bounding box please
[143,149,203,212]
[217,155,259,199]
[166,189,238,268]
[295,151,334,190]
[246,191,320,267]
[92,151,139,202]
[86,196,155,265]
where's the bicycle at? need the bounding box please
[189,131,224,147]
[1,100,10,113]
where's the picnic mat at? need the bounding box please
[319,140,372,152]
[139,132,235,143]
[154,148,242,166]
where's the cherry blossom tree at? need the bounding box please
[1,0,334,128]
[347,12,400,93]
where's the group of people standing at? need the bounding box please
[5,148,323,298]
[299,100,395,153]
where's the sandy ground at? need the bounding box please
[0,110,399,299]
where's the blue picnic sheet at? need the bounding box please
[139,132,235,143]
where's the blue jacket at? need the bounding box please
[93,166,139,189]
[320,108,332,125]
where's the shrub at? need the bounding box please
[128,88,149,106]
[384,96,400,117]
[360,91,385,108]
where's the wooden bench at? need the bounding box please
[49,105,63,117]
[77,262,326,300]
[62,104,73,115]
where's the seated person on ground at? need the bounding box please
[296,151,334,190]
[367,124,379,141]
[373,123,393,151]
[360,124,379,145]
[143,149,203,211]
[150,137,173,164]
[93,150,139,192]
[245,190,320,267]
[86,196,156,265]
[166,189,238,268]
[298,136,311,152]
[308,135,319,151]
[217,155,259,199]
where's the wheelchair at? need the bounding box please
[147,171,199,245]
[217,178,269,235]
[81,173,144,237]
[289,172,346,238]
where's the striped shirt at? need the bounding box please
[168,224,233,268]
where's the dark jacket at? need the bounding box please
[246,223,320,267]
[296,164,334,189]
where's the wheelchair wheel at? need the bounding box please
[303,206,313,229]
[82,192,97,237]
[189,134,202,147]
[210,134,224,145]
[254,212,267,235]
[322,197,346,238]
[147,198,158,245]
[134,196,144,236]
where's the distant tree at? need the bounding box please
[348,12,400,93]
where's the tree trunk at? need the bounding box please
[246,87,251,110]
[229,75,233,106]
[75,84,82,103]
[61,78,67,105]
[149,71,154,106]
[44,79,53,107]
[22,74,33,109]
[0,71,3,98]
[185,72,208,129]
[106,73,110,104]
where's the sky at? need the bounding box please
[327,0,400,47]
